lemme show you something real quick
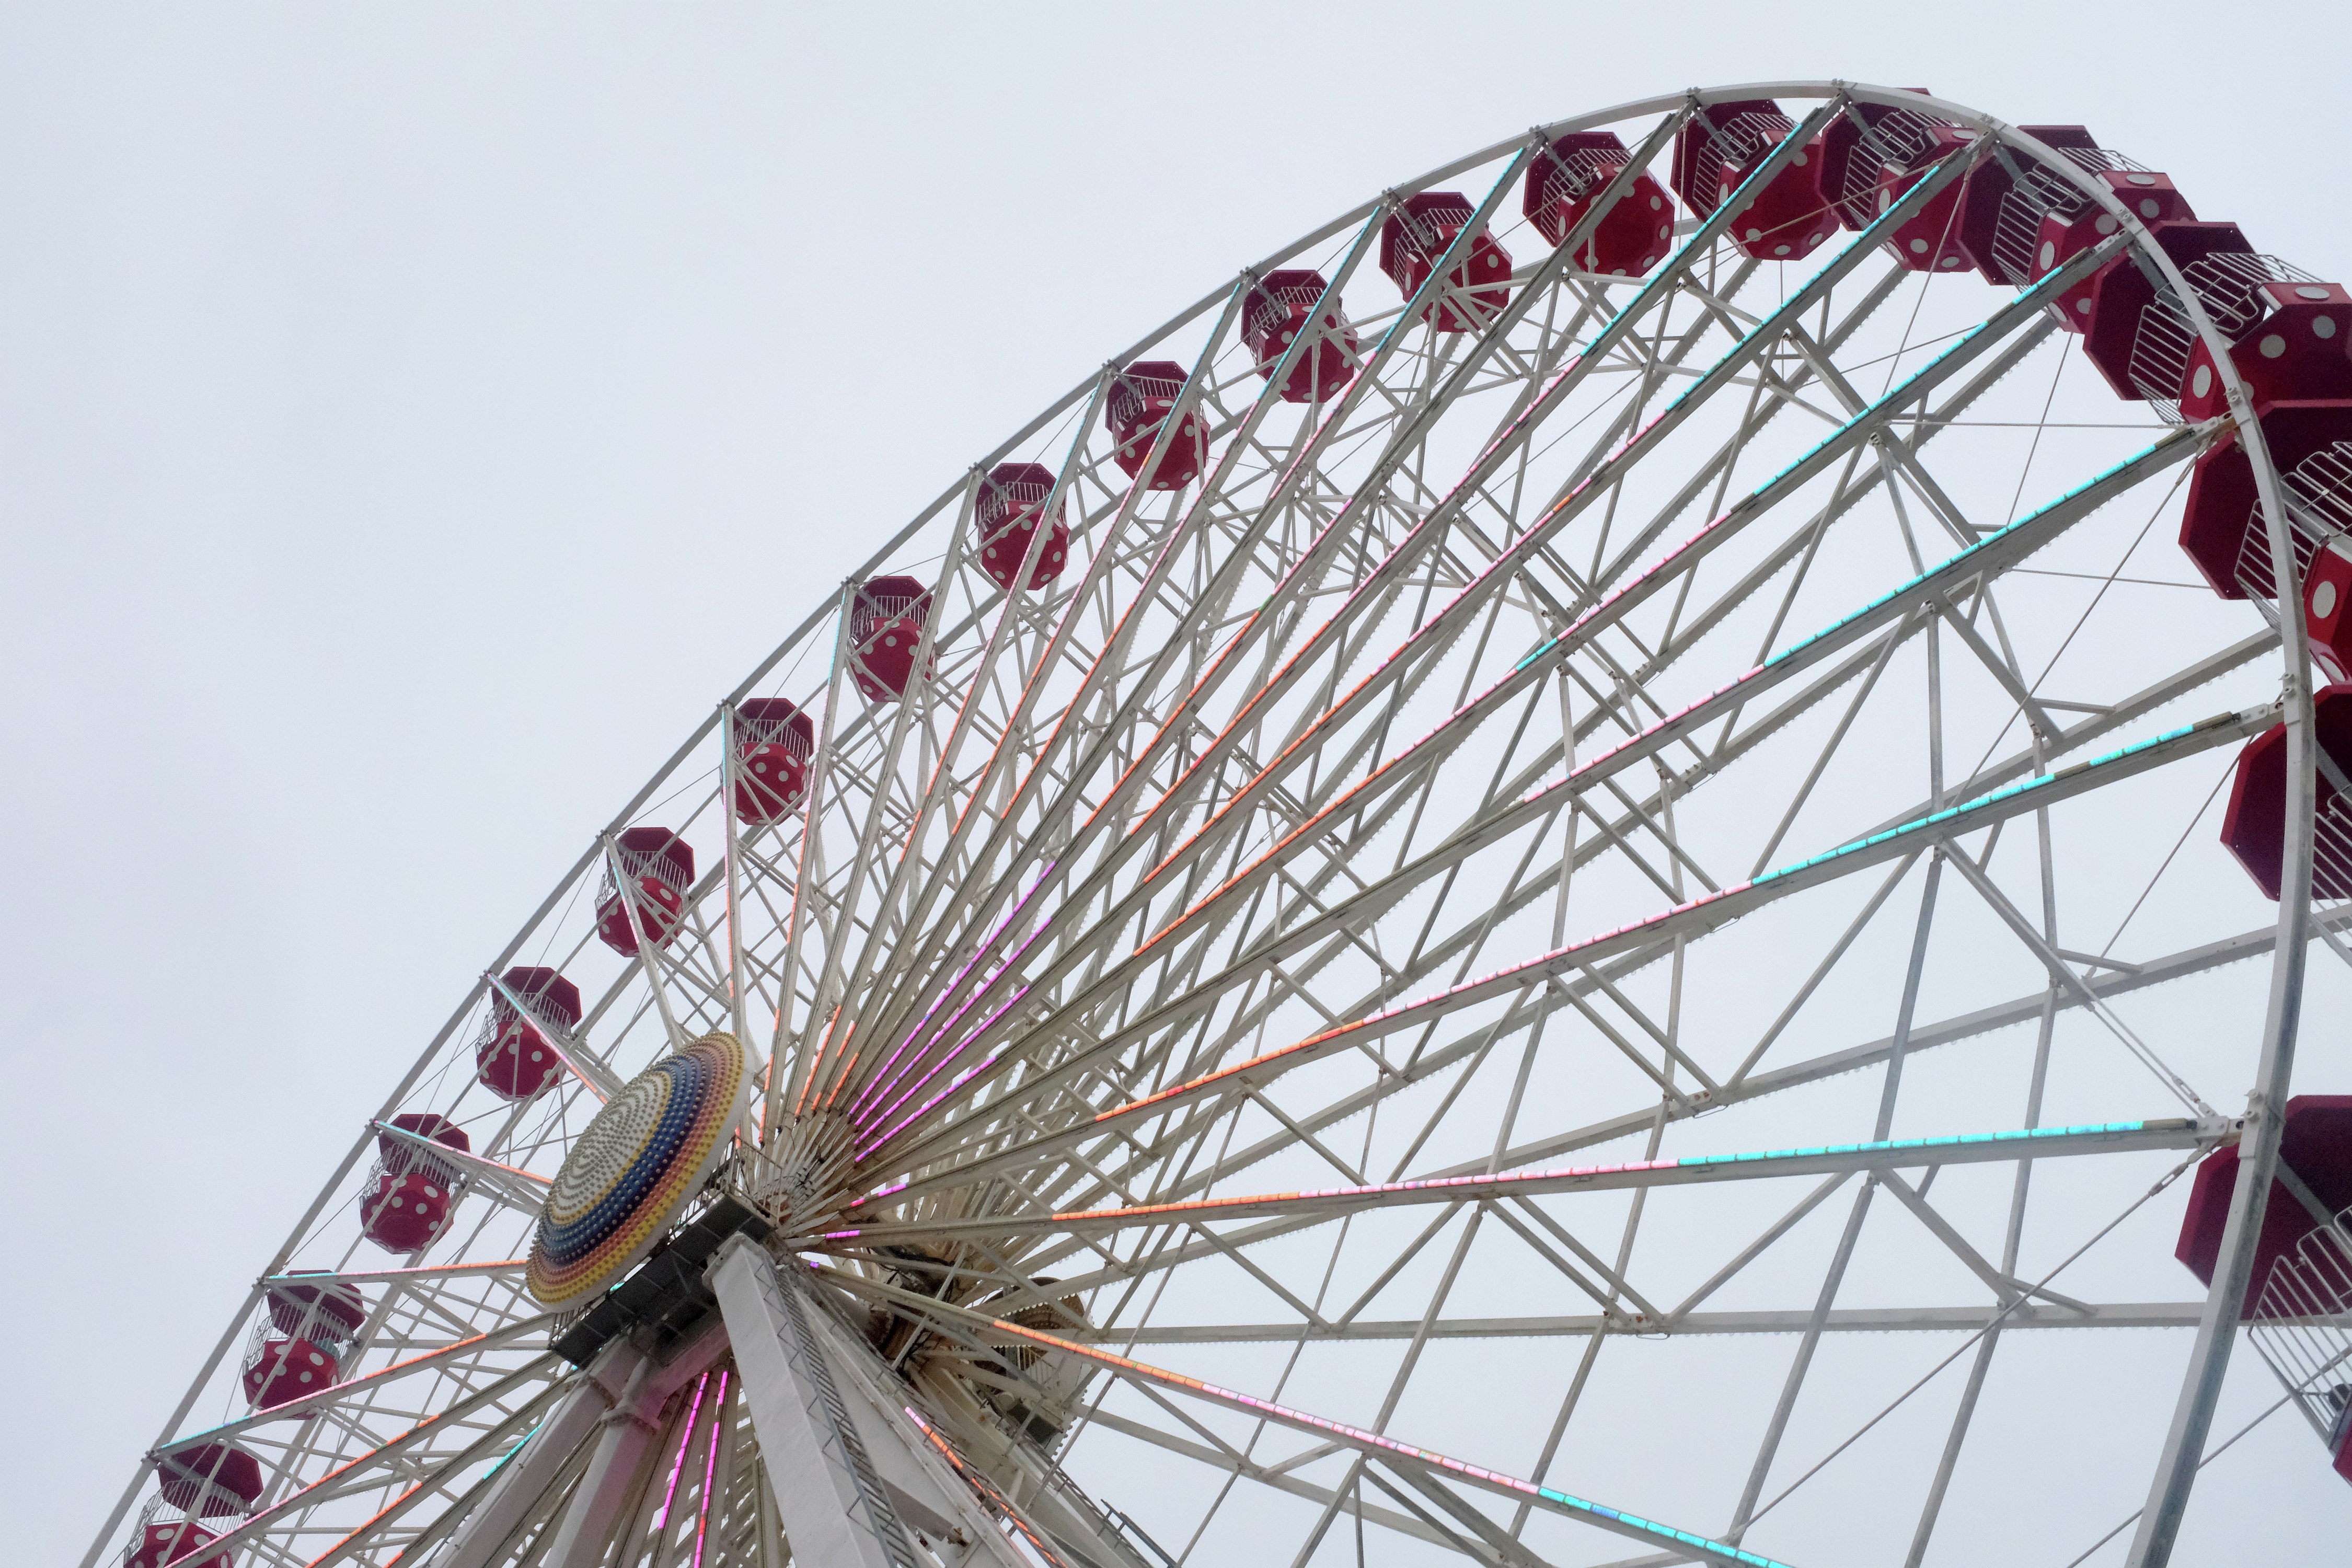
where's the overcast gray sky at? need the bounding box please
[7,3,2350,1559]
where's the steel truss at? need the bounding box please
[88,82,2334,1568]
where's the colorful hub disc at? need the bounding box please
[527,1032,750,1305]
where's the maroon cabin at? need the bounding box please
[2177,1097,2352,1315]
[849,575,933,702]
[1105,366,1208,491]
[156,1444,263,1517]
[1951,126,2132,306]
[1819,97,1975,274]
[2304,474,2352,681]
[2220,684,2352,901]
[244,1336,342,1413]
[359,1113,469,1255]
[1523,133,1674,279]
[733,697,815,826]
[2027,169,2197,332]
[130,1445,263,1568]
[2311,537,2352,685]
[2078,222,2256,405]
[972,463,1074,589]
[243,1272,366,1412]
[1242,270,1357,403]
[1873,132,1977,273]
[126,1524,232,1568]
[2176,275,2352,423]
[478,966,581,1101]
[1870,128,1979,273]
[1380,192,1512,333]
[1670,100,1831,264]
[596,826,694,955]
[126,1523,235,1568]
[1820,95,1933,230]
[2178,402,2352,598]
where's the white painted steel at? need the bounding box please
[85,81,2340,1568]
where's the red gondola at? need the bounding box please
[595,826,695,955]
[242,1272,367,1412]
[1523,132,1673,278]
[973,463,1074,592]
[1671,100,1830,263]
[477,966,581,1101]
[732,698,815,825]
[1380,192,1512,332]
[1105,366,1208,491]
[1241,270,1357,402]
[849,575,934,702]
[358,1114,469,1255]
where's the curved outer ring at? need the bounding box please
[84,83,2317,1568]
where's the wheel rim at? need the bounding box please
[91,82,2343,1568]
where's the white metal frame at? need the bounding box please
[85,81,2336,1568]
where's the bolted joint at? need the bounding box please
[595,1400,664,1437]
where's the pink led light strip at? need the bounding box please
[652,1372,711,1531]
[691,1370,729,1568]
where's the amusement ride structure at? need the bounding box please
[84,80,2352,1568]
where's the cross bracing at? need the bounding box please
[86,82,2344,1568]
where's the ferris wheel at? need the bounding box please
[88,79,2352,1568]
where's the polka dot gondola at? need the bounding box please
[526,1032,750,1305]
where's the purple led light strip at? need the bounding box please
[844,860,1060,1129]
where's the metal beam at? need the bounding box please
[915,705,2263,1172]
[156,1313,556,1454]
[711,1236,1028,1568]
[820,1117,2213,1247]
[437,1351,638,1568]
[833,1269,1807,1568]
[1465,902,2352,1179]
[1075,1302,2227,1344]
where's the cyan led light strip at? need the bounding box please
[1001,707,2249,1143]
[988,1314,1803,1568]
[1768,428,2197,672]
[1101,430,2194,1144]
[1751,720,2221,885]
